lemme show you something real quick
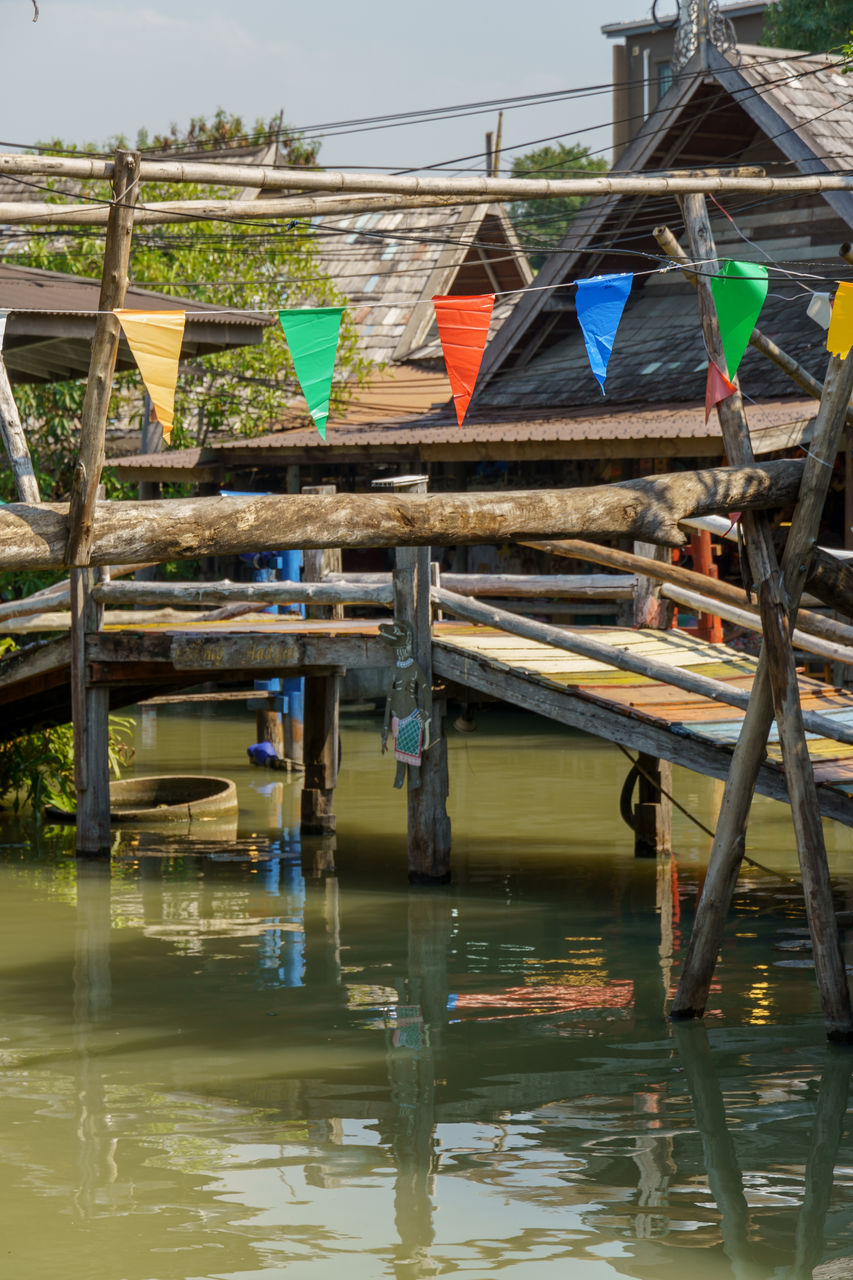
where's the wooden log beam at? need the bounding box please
[433,586,853,745]
[0,356,39,503]
[654,224,850,420]
[65,148,140,566]
[92,578,394,608]
[673,195,853,1042]
[0,462,805,570]
[660,582,853,666]
[523,538,853,650]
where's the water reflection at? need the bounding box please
[0,783,852,1276]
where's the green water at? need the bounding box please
[1,706,852,1279]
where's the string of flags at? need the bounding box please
[1,259,853,440]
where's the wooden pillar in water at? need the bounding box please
[631,541,673,857]
[380,475,451,883]
[71,565,110,854]
[64,148,140,855]
[672,194,853,1041]
[301,484,342,834]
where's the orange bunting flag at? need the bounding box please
[705,361,736,423]
[115,309,186,443]
[433,293,495,425]
[827,281,853,359]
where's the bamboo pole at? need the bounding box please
[654,224,853,421]
[432,586,853,745]
[0,360,39,504]
[9,149,853,202]
[673,193,853,1042]
[66,149,140,566]
[0,462,806,570]
[93,579,394,608]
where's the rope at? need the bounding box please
[614,742,802,885]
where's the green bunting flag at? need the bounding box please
[709,259,768,380]
[278,307,343,439]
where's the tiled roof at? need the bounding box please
[315,203,531,366]
[106,395,818,475]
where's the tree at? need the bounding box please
[508,143,608,271]
[5,111,371,505]
[761,0,853,51]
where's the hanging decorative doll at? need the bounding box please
[378,618,430,790]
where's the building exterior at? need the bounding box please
[603,1,769,156]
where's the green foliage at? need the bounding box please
[508,143,608,271]
[0,640,135,818]
[762,0,853,51]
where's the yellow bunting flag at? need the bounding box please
[115,310,186,442]
[827,282,853,360]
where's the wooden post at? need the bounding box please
[71,566,110,855]
[66,147,140,567]
[0,347,40,503]
[300,672,340,835]
[378,476,451,883]
[631,541,673,856]
[300,484,342,834]
[632,540,674,629]
[689,530,723,644]
[66,148,139,854]
[672,194,853,1041]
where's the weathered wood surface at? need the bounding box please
[525,537,853,649]
[674,194,853,1040]
[301,673,340,835]
[0,358,39,503]
[431,638,853,828]
[86,629,388,673]
[93,579,394,608]
[389,477,452,883]
[433,586,853,745]
[66,149,140,566]
[0,462,806,569]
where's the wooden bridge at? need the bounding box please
[6,596,853,844]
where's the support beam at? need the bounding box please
[65,148,140,566]
[672,193,853,1043]
[300,672,340,835]
[0,461,807,570]
[71,567,110,855]
[384,477,451,884]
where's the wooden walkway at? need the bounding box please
[5,615,853,825]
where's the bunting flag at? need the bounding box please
[709,259,768,379]
[705,360,737,423]
[575,273,633,393]
[115,309,186,443]
[432,293,495,425]
[278,307,343,439]
[827,282,853,359]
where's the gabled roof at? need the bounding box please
[0,262,272,383]
[474,43,853,416]
[314,203,531,367]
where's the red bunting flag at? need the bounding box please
[705,361,737,423]
[433,293,495,425]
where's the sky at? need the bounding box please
[0,0,663,172]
